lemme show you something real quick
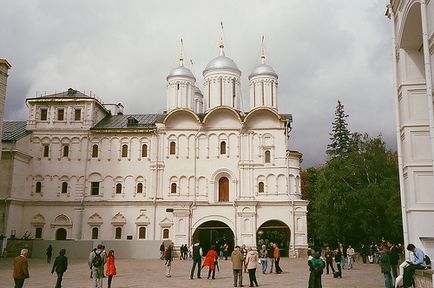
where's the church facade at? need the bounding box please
[1,41,308,255]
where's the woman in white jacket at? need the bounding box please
[245,246,259,287]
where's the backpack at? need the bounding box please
[310,257,325,274]
[424,255,431,268]
[92,251,103,267]
[193,245,201,260]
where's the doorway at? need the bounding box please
[257,220,290,257]
[218,177,229,202]
[193,220,234,255]
[56,228,67,240]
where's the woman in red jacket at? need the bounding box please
[106,250,117,288]
[202,245,218,279]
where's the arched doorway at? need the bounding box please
[218,177,229,202]
[56,228,67,240]
[193,220,234,255]
[257,220,290,257]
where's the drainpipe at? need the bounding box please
[78,130,91,240]
[386,4,409,251]
[153,130,160,240]
[189,126,201,245]
[420,0,434,183]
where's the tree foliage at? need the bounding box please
[327,100,351,158]
[303,103,402,247]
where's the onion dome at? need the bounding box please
[249,63,278,80]
[167,65,195,81]
[203,43,240,74]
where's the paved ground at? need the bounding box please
[0,257,386,287]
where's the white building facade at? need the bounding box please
[387,0,434,256]
[1,42,308,255]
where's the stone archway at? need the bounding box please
[257,220,290,257]
[193,220,234,256]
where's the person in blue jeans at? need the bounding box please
[379,246,393,288]
[259,244,268,274]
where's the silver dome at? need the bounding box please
[203,55,240,74]
[167,65,196,81]
[248,63,278,80]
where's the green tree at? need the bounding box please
[327,100,351,158]
[310,133,402,246]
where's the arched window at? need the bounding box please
[162,228,169,239]
[141,144,148,157]
[169,141,176,155]
[92,144,98,158]
[137,183,143,193]
[265,150,271,163]
[121,144,128,157]
[220,141,227,155]
[35,227,43,239]
[61,182,68,193]
[171,183,177,194]
[56,228,67,240]
[258,181,265,193]
[116,183,122,194]
[92,227,99,240]
[43,145,49,157]
[63,145,69,157]
[139,227,146,239]
[35,181,42,193]
[115,227,122,239]
[218,177,229,202]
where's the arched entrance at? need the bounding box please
[257,220,290,257]
[193,221,234,255]
[56,228,67,240]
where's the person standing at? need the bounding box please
[223,243,229,260]
[165,242,174,277]
[190,240,202,279]
[51,249,68,288]
[106,250,116,288]
[360,243,369,264]
[245,246,259,287]
[273,243,282,274]
[346,245,355,270]
[308,249,325,288]
[268,242,275,273]
[202,245,218,279]
[259,244,268,274]
[339,242,345,269]
[334,247,342,278]
[46,244,53,264]
[379,246,393,288]
[12,248,30,288]
[324,246,335,275]
[160,242,165,260]
[89,244,106,288]
[231,245,244,287]
[386,240,399,285]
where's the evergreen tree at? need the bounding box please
[327,100,351,158]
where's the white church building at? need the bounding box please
[0,40,308,255]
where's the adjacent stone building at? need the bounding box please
[387,0,434,256]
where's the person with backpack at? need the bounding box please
[402,244,427,288]
[159,242,165,260]
[88,244,106,288]
[51,248,68,288]
[308,248,325,288]
[190,240,203,279]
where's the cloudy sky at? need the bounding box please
[1,0,394,168]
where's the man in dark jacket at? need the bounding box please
[190,240,202,279]
[165,242,174,277]
[387,240,399,284]
[308,249,325,288]
[324,247,335,274]
[51,249,68,288]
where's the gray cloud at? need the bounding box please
[0,0,395,168]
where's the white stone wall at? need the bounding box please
[389,0,434,255]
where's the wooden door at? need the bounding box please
[219,177,229,202]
